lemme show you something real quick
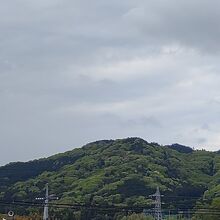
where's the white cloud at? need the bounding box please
[1,0,220,164]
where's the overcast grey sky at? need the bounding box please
[1,0,220,165]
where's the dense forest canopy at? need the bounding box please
[0,137,220,219]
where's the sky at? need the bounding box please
[1,0,220,165]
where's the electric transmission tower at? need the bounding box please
[36,183,58,220]
[150,187,163,220]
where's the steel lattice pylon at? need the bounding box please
[150,187,163,220]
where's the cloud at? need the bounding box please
[1,0,220,165]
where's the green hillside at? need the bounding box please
[0,137,220,219]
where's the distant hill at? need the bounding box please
[0,137,220,219]
[167,143,193,153]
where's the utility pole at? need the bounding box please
[36,183,58,220]
[43,183,49,220]
[150,187,163,220]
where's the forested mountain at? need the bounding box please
[0,137,220,219]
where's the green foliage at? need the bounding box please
[0,137,220,218]
[120,213,153,220]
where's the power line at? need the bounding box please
[1,200,220,217]
[0,199,219,210]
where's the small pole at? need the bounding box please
[43,183,49,220]
[36,183,59,220]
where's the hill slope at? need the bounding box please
[0,137,220,212]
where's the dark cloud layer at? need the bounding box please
[1,0,220,165]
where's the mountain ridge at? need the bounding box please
[0,137,220,218]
